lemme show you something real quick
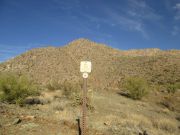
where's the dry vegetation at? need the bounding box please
[0,39,180,135]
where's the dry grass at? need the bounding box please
[99,113,179,135]
[40,90,62,103]
[51,101,65,111]
[118,114,153,131]
[54,108,78,121]
[152,118,178,133]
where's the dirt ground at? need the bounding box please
[0,90,180,135]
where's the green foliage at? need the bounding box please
[166,82,180,94]
[0,72,39,104]
[176,82,180,89]
[124,77,149,100]
[167,84,177,94]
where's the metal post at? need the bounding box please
[82,78,87,135]
[80,61,91,135]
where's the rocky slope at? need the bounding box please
[0,38,180,89]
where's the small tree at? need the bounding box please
[124,77,149,100]
[0,72,39,104]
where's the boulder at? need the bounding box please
[24,97,43,105]
[13,118,21,125]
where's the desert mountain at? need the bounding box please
[0,38,180,89]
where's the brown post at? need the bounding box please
[80,61,91,135]
[82,77,87,135]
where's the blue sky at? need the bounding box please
[0,0,180,62]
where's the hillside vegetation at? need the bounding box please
[0,38,179,90]
[0,39,180,135]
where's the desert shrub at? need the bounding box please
[46,80,61,91]
[166,82,180,94]
[51,101,64,111]
[0,72,39,104]
[152,118,177,133]
[61,80,81,99]
[46,79,94,110]
[123,77,149,100]
[166,84,177,94]
[47,80,81,99]
[71,94,95,111]
[161,95,176,111]
[60,80,94,110]
[175,82,180,89]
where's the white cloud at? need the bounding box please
[103,8,148,39]
[127,0,162,21]
[172,26,179,36]
[175,15,180,20]
[174,3,180,9]
[64,0,160,39]
[174,3,180,20]
[98,0,161,39]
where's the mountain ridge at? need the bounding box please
[0,39,179,89]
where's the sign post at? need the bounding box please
[80,61,92,135]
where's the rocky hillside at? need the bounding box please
[0,38,180,89]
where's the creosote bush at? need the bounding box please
[166,82,180,94]
[46,80,62,91]
[61,80,95,110]
[124,77,149,100]
[47,79,94,110]
[0,72,39,104]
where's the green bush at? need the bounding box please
[0,72,39,104]
[166,82,180,94]
[167,84,176,94]
[124,77,149,100]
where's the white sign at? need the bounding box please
[82,73,88,78]
[80,61,92,73]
